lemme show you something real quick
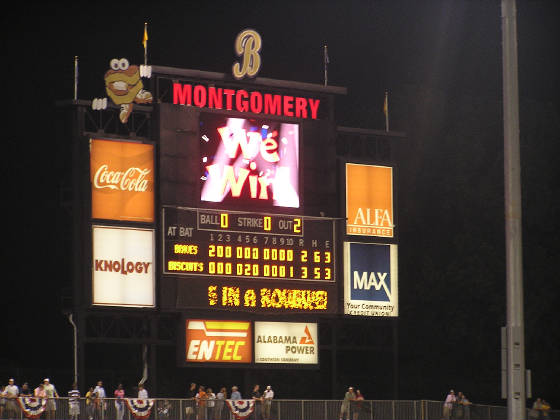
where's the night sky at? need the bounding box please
[3,0,560,410]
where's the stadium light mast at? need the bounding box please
[501,0,526,418]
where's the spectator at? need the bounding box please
[216,387,227,420]
[186,382,197,419]
[353,390,364,420]
[339,387,356,420]
[196,385,208,420]
[207,387,216,419]
[68,383,80,420]
[20,383,32,397]
[529,398,544,420]
[138,383,149,399]
[231,386,242,400]
[4,378,19,419]
[263,385,274,420]
[542,400,551,419]
[456,392,472,419]
[443,389,456,420]
[0,386,5,419]
[85,387,95,420]
[251,384,262,420]
[114,383,125,420]
[42,379,59,420]
[94,381,106,418]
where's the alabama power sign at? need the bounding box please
[185,320,252,363]
[90,139,154,222]
[254,322,318,364]
[346,163,394,237]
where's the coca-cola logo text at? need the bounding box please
[93,164,151,192]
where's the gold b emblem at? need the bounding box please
[232,29,262,80]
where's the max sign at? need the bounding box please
[185,320,252,363]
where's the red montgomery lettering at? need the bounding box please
[173,83,321,119]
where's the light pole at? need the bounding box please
[501,0,526,418]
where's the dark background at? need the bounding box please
[2,0,559,409]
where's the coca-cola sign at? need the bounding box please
[93,164,151,192]
[90,139,154,222]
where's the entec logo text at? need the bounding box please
[173,83,321,119]
[185,320,252,363]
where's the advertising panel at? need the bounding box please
[346,163,393,237]
[92,226,155,307]
[199,114,300,209]
[90,139,154,222]
[185,319,252,363]
[254,322,318,364]
[344,242,398,317]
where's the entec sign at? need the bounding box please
[185,320,252,363]
[90,139,154,222]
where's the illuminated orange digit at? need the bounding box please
[221,213,229,228]
[293,218,302,233]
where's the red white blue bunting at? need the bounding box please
[17,397,47,419]
[226,399,255,419]
[125,398,154,419]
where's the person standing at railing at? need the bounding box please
[215,387,227,420]
[138,383,149,400]
[114,383,125,420]
[442,389,456,420]
[196,385,208,420]
[42,378,59,420]
[20,382,32,397]
[352,389,364,420]
[68,382,80,420]
[339,386,356,420]
[456,391,471,419]
[251,384,262,420]
[85,387,95,420]
[94,381,106,419]
[186,382,197,420]
[4,378,19,419]
[262,385,274,420]
[207,387,216,419]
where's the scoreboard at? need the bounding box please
[163,207,336,282]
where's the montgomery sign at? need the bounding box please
[172,82,322,119]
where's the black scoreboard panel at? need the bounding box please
[163,207,335,282]
[161,206,338,314]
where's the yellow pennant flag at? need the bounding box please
[142,23,148,49]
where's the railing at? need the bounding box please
[4,397,559,420]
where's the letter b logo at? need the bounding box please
[232,29,262,80]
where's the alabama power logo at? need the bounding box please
[346,163,394,237]
[185,320,252,363]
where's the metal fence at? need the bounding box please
[4,397,558,420]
